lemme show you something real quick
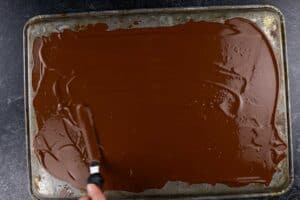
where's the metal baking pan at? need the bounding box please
[24,5,293,199]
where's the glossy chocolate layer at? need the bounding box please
[32,18,286,192]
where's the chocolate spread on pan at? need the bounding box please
[32,18,286,192]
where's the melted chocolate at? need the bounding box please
[32,18,286,192]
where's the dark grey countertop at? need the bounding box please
[0,0,299,199]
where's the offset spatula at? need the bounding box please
[76,104,104,189]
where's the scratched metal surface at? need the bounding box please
[24,5,292,200]
[0,0,299,200]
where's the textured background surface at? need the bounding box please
[0,0,299,199]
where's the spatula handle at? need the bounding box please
[88,173,104,189]
[88,161,104,189]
